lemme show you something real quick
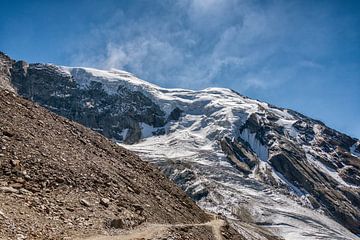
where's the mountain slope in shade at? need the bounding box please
[1,52,359,239]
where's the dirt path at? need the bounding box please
[208,219,225,240]
[81,224,168,240]
[79,218,225,240]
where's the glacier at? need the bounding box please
[54,66,360,240]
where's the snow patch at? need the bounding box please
[119,128,129,141]
[140,123,157,138]
[276,119,299,139]
[350,142,360,158]
[240,128,268,161]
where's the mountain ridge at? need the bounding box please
[1,52,359,239]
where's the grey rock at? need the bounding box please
[80,199,91,207]
[0,186,19,193]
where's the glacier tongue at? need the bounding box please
[121,132,356,240]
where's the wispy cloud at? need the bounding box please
[68,0,346,91]
[2,0,358,138]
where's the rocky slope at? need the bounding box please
[1,51,359,239]
[0,89,248,239]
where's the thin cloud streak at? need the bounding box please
[69,1,318,89]
[68,0,354,93]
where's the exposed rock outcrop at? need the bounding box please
[226,110,360,234]
[7,61,168,143]
[0,52,15,92]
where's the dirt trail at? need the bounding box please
[81,224,168,240]
[80,218,225,240]
[208,219,226,240]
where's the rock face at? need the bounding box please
[1,52,359,239]
[223,111,360,233]
[9,62,167,144]
[0,90,247,239]
[0,52,15,92]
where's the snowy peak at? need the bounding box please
[1,56,360,239]
[61,66,160,90]
[61,65,272,140]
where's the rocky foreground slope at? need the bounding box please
[0,89,247,239]
[1,52,359,239]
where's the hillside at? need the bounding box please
[0,89,248,239]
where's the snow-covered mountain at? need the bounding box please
[1,52,359,239]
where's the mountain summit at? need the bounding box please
[1,52,359,239]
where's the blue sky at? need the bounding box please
[1,0,359,138]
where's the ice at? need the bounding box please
[276,118,299,139]
[140,123,157,138]
[268,108,294,120]
[119,128,129,141]
[240,128,269,161]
